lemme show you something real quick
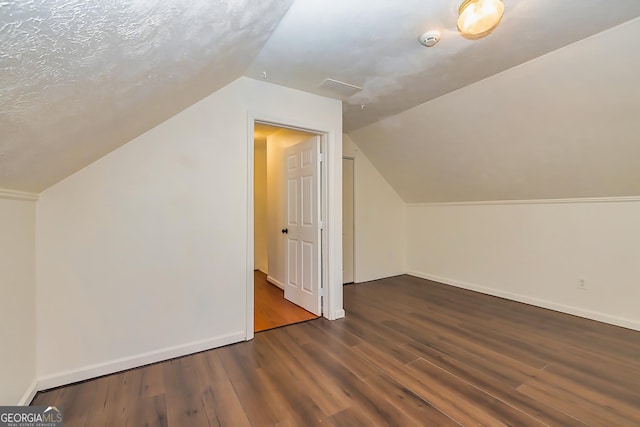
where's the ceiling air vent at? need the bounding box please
[318,78,362,99]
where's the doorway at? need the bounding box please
[253,123,321,332]
[254,271,317,332]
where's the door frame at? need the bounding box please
[342,156,356,284]
[246,112,343,341]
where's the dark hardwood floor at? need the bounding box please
[32,275,640,426]
[254,270,318,332]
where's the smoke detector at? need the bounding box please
[419,31,441,47]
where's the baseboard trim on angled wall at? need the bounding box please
[0,189,39,201]
[407,271,640,332]
[407,195,640,207]
[266,275,285,290]
[37,331,245,391]
[18,379,38,406]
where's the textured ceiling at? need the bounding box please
[0,0,294,192]
[3,0,640,195]
[246,0,640,132]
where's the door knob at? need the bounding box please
[281,228,288,234]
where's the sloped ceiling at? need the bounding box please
[246,0,640,132]
[0,0,294,192]
[2,0,640,197]
[349,18,640,203]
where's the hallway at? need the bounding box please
[254,270,318,332]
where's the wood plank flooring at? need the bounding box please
[254,270,318,332]
[32,275,640,426]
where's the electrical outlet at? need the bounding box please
[577,279,587,291]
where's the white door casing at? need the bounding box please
[284,135,322,315]
[342,158,354,284]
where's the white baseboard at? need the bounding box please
[407,271,640,332]
[329,309,346,320]
[266,275,285,290]
[37,331,245,391]
[354,273,405,284]
[18,379,38,406]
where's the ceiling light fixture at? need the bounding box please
[457,0,504,38]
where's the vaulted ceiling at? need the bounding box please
[1,0,294,192]
[2,0,640,196]
[349,17,640,202]
[247,0,640,132]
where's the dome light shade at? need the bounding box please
[458,0,504,38]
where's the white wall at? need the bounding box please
[254,138,268,274]
[265,129,316,288]
[407,199,640,331]
[36,77,342,388]
[346,19,640,331]
[0,194,37,404]
[343,135,405,283]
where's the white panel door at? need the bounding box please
[342,158,354,284]
[283,135,321,315]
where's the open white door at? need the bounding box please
[283,135,322,316]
